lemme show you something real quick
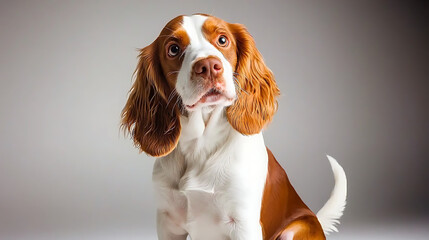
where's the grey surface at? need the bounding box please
[0,0,427,239]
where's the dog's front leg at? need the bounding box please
[156,209,188,240]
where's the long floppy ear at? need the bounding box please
[226,23,280,135]
[121,42,181,157]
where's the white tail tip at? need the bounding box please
[316,155,347,235]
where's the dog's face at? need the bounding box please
[174,15,238,111]
[122,14,279,157]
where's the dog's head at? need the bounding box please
[122,14,280,157]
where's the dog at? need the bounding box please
[121,14,347,240]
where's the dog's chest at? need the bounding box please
[152,109,268,238]
[155,148,237,236]
[153,132,268,239]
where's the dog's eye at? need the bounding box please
[168,44,180,57]
[217,35,229,47]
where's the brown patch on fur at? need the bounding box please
[121,16,188,157]
[202,17,238,69]
[225,23,280,135]
[260,148,325,240]
[159,22,190,87]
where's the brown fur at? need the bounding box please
[260,148,325,239]
[226,23,280,135]
[121,16,186,157]
[202,17,238,68]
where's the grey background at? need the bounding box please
[0,0,428,239]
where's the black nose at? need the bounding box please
[193,57,223,79]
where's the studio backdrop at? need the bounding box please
[0,0,427,239]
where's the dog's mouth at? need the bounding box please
[186,88,233,110]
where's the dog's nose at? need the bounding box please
[193,57,223,79]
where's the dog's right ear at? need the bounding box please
[121,42,181,157]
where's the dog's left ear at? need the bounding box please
[226,23,280,135]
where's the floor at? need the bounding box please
[2,222,428,240]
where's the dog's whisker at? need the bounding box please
[233,76,249,95]
[167,71,180,76]
[166,89,178,107]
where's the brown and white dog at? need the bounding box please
[122,14,347,240]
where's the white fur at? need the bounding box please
[316,155,348,234]
[153,106,268,240]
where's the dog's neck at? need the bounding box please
[178,106,233,162]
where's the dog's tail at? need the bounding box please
[316,155,347,235]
